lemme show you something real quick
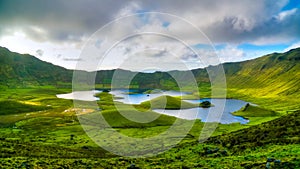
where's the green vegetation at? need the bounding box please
[0,47,299,168]
[0,100,50,115]
[0,47,72,87]
[232,104,281,126]
[94,92,177,128]
[0,86,297,168]
[140,95,211,109]
[234,103,278,117]
[1,45,300,109]
[0,108,298,168]
[224,49,300,111]
[200,100,212,108]
[101,110,176,128]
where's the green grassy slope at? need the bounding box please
[231,104,280,126]
[0,100,50,115]
[206,110,300,153]
[154,110,300,168]
[94,92,177,128]
[1,46,300,105]
[233,104,278,117]
[97,48,300,108]
[1,46,300,168]
[0,47,72,87]
[0,108,298,168]
[225,48,300,98]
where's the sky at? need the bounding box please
[0,0,299,71]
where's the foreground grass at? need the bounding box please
[0,100,50,115]
[0,110,299,168]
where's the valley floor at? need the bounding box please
[0,87,299,168]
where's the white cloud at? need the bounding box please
[35,49,44,57]
[216,45,246,63]
[114,1,140,18]
[0,32,81,69]
[284,41,300,52]
[276,8,298,21]
[1,0,299,71]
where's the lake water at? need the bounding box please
[56,90,249,124]
[110,89,187,104]
[154,99,249,124]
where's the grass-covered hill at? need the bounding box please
[0,46,299,168]
[0,47,72,88]
[0,46,180,89]
[154,110,300,168]
[1,46,300,111]
[204,110,300,169]
[208,109,300,149]
[224,48,300,100]
[1,45,300,100]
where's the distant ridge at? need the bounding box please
[0,46,299,100]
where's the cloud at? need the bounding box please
[0,0,297,46]
[0,0,299,71]
[63,58,83,61]
[35,49,44,57]
[276,8,298,21]
[284,41,300,51]
[202,6,300,44]
[216,45,246,63]
[0,0,130,44]
[150,49,168,58]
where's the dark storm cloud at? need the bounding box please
[0,0,129,43]
[0,0,299,45]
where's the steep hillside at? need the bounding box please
[207,110,300,152]
[0,47,72,88]
[0,47,180,89]
[1,46,300,104]
[224,48,300,99]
